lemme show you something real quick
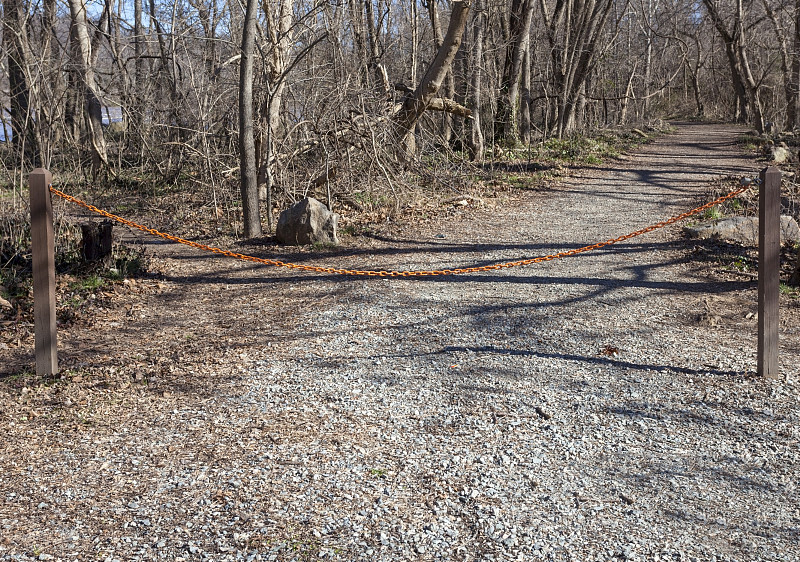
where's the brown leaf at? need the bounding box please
[599,345,620,357]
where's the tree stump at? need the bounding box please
[81,220,113,263]
[791,246,800,287]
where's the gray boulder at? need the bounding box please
[684,215,800,245]
[276,197,339,246]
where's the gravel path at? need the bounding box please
[2,123,799,561]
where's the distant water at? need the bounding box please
[0,108,10,142]
[102,106,123,125]
[0,106,123,142]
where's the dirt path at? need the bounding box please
[2,123,799,561]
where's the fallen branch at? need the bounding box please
[426,97,472,118]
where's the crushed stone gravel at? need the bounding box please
[1,123,799,561]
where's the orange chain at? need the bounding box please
[49,186,747,277]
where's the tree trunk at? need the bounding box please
[67,0,111,179]
[721,40,751,124]
[761,0,792,129]
[541,0,615,137]
[42,0,64,151]
[256,0,294,232]
[640,0,656,117]
[467,0,485,160]
[410,0,419,85]
[132,0,145,138]
[3,0,40,167]
[426,0,456,145]
[689,62,704,118]
[496,0,534,146]
[80,221,114,264]
[793,0,800,130]
[684,32,706,119]
[348,0,370,85]
[149,0,181,142]
[619,63,636,124]
[364,0,388,92]
[703,0,763,131]
[239,0,262,238]
[392,1,471,161]
[790,246,800,287]
[521,43,532,144]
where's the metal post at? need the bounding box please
[758,166,780,379]
[29,168,58,376]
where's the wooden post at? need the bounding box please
[29,168,58,376]
[758,166,780,379]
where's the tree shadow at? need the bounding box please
[440,345,748,378]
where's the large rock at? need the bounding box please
[684,215,800,245]
[276,197,339,246]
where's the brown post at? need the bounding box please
[29,168,58,376]
[758,166,780,379]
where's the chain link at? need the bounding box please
[49,186,747,277]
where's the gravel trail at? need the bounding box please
[2,122,799,562]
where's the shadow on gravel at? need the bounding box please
[144,238,754,297]
[442,345,748,378]
[136,227,716,269]
[661,508,798,543]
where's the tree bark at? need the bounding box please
[541,0,616,137]
[239,0,262,238]
[132,0,145,138]
[3,0,40,166]
[521,43,532,144]
[426,0,457,145]
[363,0,388,93]
[410,0,419,85]
[619,62,636,124]
[42,0,64,150]
[793,0,800,130]
[67,0,111,179]
[348,0,370,85]
[496,0,534,146]
[149,0,181,141]
[791,246,800,287]
[392,1,471,161]
[255,0,294,232]
[761,0,794,130]
[466,0,485,160]
[640,0,657,116]
[702,0,764,131]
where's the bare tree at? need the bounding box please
[6,0,796,244]
[3,0,39,166]
[67,0,112,179]
[467,0,486,160]
[793,0,800,130]
[239,0,262,238]
[256,0,294,232]
[392,1,471,160]
[496,0,534,145]
[424,0,458,145]
[540,0,619,137]
[761,0,798,130]
[702,0,765,131]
